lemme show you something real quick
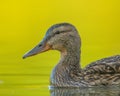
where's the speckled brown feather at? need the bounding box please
[81,55,120,86]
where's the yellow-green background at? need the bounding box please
[0,0,120,95]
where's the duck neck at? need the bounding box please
[50,46,81,87]
[59,48,81,71]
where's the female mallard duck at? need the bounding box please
[23,23,120,87]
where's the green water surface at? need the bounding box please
[0,74,120,96]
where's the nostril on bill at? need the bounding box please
[39,44,42,47]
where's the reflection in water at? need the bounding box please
[50,86,120,96]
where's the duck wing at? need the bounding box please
[81,55,120,86]
[83,55,120,74]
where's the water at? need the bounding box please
[0,75,120,96]
[50,87,120,96]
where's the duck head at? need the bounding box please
[23,23,81,59]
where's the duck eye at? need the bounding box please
[55,31,60,34]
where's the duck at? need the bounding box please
[23,23,120,87]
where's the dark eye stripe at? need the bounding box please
[46,29,72,41]
[55,29,72,35]
[55,31,60,34]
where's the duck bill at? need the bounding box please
[23,42,51,59]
